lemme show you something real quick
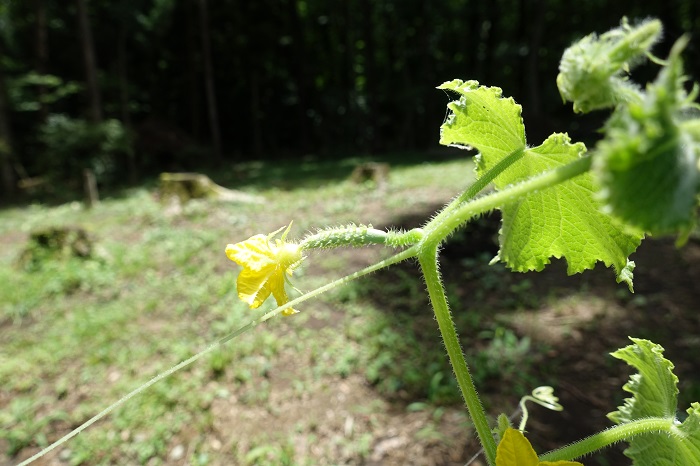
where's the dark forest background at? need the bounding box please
[0,0,699,201]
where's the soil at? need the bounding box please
[369,209,700,465]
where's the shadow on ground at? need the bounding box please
[349,206,700,465]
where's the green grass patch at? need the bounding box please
[1,153,487,464]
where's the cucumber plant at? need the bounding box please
[20,18,700,466]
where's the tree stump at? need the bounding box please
[158,172,263,204]
[83,168,99,208]
[16,226,95,270]
[350,162,390,188]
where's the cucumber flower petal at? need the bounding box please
[226,224,304,316]
[496,428,584,466]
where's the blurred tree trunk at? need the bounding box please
[116,28,131,129]
[339,2,359,145]
[525,0,544,118]
[117,20,138,183]
[360,0,377,152]
[516,0,546,141]
[286,0,311,153]
[518,0,546,118]
[34,0,49,121]
[477,1,498,83]
[0,39,16,199]
[75,0,102,123]
[417,1,433,150]
[249,69,263,157]
[186,0,202,141]
[198,0,222,161]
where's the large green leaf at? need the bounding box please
[438,82,642,289]
[498,133,640,288]
[608,338,700,464]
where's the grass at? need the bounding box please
[4,152,692,465]
[1,153,496,465]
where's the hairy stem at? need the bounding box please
[457,147,526,203]
[300,224,388,249]
[412,154,594,466]
[419,246,497,465]
[538,417,676,462]
[428,147,525,228]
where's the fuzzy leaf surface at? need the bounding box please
[439,82,642,287]
[557,18,662,113]
[595,42,700,235]
[608,338,700,464]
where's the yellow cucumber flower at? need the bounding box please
[225,224,304,316]
[496,428,583,466]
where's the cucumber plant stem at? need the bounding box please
[419,245,497,465]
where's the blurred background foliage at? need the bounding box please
[0,0,698,199]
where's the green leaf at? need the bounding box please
[557,18,662,113]
[608,338,678,423]
[438,79,526,171]
[438,82,642,288]
[595,39,700,235]
[500,134,641,288]
[608,338,700,465]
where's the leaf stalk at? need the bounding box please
[538,417,676,461]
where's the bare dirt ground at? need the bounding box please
[370,210,700,465]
